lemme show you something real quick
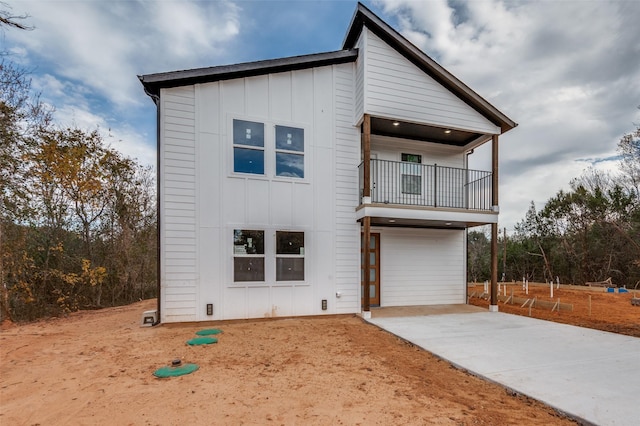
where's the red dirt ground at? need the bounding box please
[469,282,640,337]
[0,299,578,425]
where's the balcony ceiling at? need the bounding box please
[356,204,498,229]
[371,117,483,147]
[369,217,486,229]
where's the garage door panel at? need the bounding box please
[380,228,465,306]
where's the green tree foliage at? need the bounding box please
[467,229,490,283]
[508,121,640,288]
[1,58,156,322]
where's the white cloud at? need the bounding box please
[3,0,639,232]
[374,0,640,230]
[106,125,157,169]
[149,1,240,61]
[2,0,242,173]
[7,1,241,108]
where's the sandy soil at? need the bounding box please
[469,282,640,338]
[0,299,578,425]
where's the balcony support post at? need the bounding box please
[362,114,371,199]
[490,134,499,311]
[361,114,372,316]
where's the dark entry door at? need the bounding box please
[361,233,381,306]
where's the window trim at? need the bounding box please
[275,125,305,179]
[228,116,310,182]
[233,229,266,283]
[275,231,305,282]
[232,119,265,176]
[400,152,422,195]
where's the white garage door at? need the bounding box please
[379,228,465,306]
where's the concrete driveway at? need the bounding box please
[367,310,640,426]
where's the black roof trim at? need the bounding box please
[139,49,358,97]
[344,3,517,133]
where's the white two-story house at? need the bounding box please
[139,3,516,323]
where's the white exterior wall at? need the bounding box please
[370,135,464,168]
[159,86,198,323]
[159,63,360,322]
[361,28,500,134]
[377,227,466,306]
[156,22,505,322]
[334,64,361,313]
[354,33,366,124]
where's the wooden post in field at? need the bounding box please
[589,295,592,317]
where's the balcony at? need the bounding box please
[358,159,493,212]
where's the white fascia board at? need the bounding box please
[356,205,499,224]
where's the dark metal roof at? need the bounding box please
[344,3,517,134]
[139,49,358,98]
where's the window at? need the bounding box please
[401,153,422,195]
[233,119,264,174]
[233,230,265,282]
[276,231,305,281]
[275,125,304,178]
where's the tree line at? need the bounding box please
[1,58,157,321]
[469,120,640,289]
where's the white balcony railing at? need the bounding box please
[359,159,493,211]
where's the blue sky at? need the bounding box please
[3,0,640,231]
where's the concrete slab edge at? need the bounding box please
[362,316,596,426]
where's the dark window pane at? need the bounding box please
[276,152,304,178]
[234,230,264,254]
[276,231,304,254]
[401,153,422,163]
[234,147,264,174]
[275,125,304,152]
[233,119,264,147]
[276,258,305,281]
[402,175,421,194]
[234,257,265,282]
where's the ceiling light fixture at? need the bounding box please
[444,129,452,134]
[445,222,452,226]
[392,121,400,126]
[389,219,396,223]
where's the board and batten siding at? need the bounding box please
[334,64,361,314]
[160,86,198,322]
[158,62,361,322]
[361,28,500,135]
[378,228,465,306]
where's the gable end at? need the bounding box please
[344,3,516,134]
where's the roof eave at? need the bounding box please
[139,49,359,99]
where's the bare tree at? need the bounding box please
[0,2,32,31]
